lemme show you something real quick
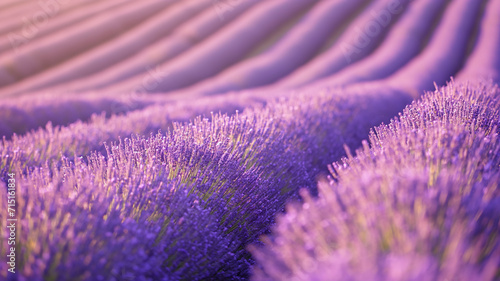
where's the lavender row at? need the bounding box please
[104,0,316,94]
[0,0,175,88]
[46,0,259,94]
[0,163,240,280]
[292,0,481,99]
[0,0,121,53]
[384,0,483,96]
[457,0,500,84]
[0,90,269,176]
[1,0,497,139]
[1,0,211,96]
[0,83,413,279]
[0,92,154,137]
[305,0,446,90]
[251,80,500,281]
[179,0,368,96]
[272,0,411,90]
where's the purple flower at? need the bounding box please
[250,81,500,281]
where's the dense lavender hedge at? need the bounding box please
[105,0,316,94]
[0,0,176,87]
[304,0,446,89]
[457,0,500,84]
[0,93,156,138]
[0,0,496,139]
[2,0,213,95]
[0,81,411,279]
[250,81,500,281]
[47,0,259,94]
[181,0,368,96]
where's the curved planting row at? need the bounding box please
[0,0,176,87]
[0,0,104,41]
[46,0,260,94]
[0,0,496,139]
[0,80,414,279]
[457,0,500,83]
[103,0,317,94]
[281,0,482,98]
[251,80,500,281]
[0,0,487,100]
[302,0,447,90]
[179,0,369,96]
[383,0,484,95]
[270,0,412,90]
[1,0,212,94]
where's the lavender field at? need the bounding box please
[0,0,499,280]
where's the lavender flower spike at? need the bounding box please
[250,80,500,281]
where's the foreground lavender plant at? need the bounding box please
[0,82,411,279]
[0,167,240,280]
[250,81,500,281]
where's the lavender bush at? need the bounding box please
[250,81,500,281]
[0,80,413,280]
[0,164,243,280]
